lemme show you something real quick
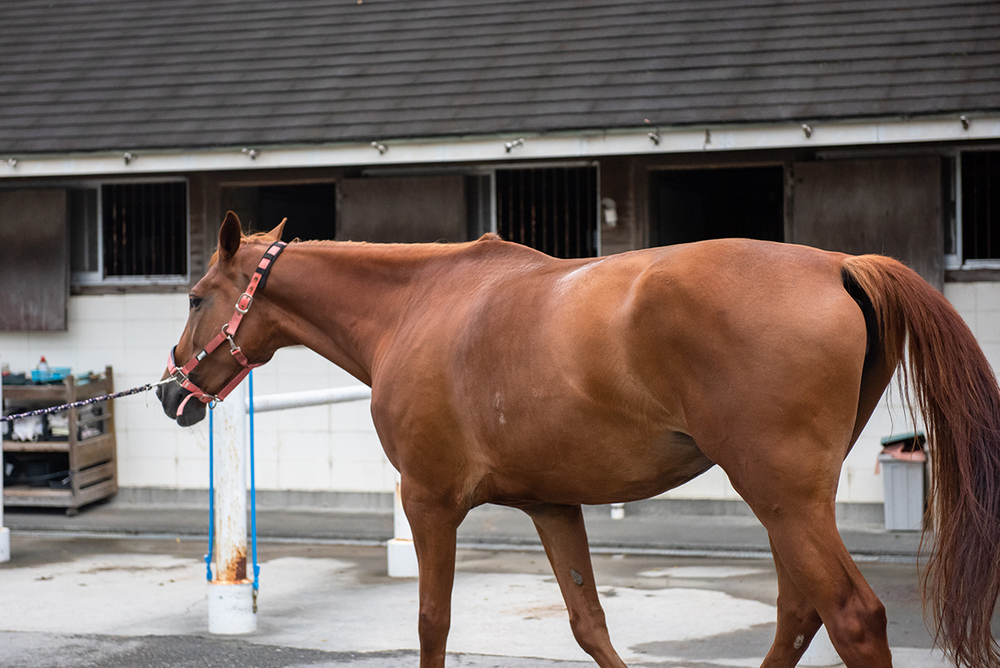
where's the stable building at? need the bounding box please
[1,0,998,519]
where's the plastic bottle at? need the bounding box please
[38,356,50,374]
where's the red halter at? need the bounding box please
[167,240,287,415]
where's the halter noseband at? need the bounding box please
[168,240,287,414]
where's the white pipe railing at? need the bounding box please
[248,385,371,413]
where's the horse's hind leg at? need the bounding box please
[763,510,890,667]
[761,538,823,667]
[722,443,892,668]
[525,504,628,668]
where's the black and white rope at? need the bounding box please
[1,377,175,422]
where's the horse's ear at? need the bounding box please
[268,217,287,242]
[218,211,243,264]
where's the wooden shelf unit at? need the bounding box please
[2,365,117,515]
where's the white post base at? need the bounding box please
[800,625,844,666]
[0,527,9,563]
[207,582,257,634]
[610,503,625,520]
[387,538,418,578]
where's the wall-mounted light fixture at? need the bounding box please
[123,152,134,165]
[242,148,259,160]
[504,138,524,153]
[371,141,387,155]
[647,132,661,146]
[801,124,813,138]
[960,115,970,130]
[601,197,618,228]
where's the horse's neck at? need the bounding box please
[258,241,450,385]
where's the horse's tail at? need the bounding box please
[842,254,1000,668]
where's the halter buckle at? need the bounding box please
[235,292,253,314]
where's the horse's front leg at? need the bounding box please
[525,503,628,668]
[403,487,467,668]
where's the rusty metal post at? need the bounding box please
[0,379,9,563]
[207,382,256,633]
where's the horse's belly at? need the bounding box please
[491,430,716,507]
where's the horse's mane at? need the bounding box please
[209,231,507,267]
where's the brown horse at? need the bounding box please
[159,212,1000,668]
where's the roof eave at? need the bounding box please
[2,113,998,180]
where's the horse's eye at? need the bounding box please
[189,295,203,310]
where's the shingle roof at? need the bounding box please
[2,0,998,154]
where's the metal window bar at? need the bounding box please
[101,183,187,276]
[496,167,597,260]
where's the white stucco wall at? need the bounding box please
[1,283,996,503]
[0,293,390,494]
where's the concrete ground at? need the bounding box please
[0,499,979,668]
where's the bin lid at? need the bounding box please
[880,431,925,446]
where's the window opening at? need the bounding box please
[651,166,784,246]
[495,166,598,259]
[71,180,188,285]
[221,184,336,242]
[961,151,1000,264]
[102,182,186,277]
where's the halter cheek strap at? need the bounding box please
[168,240,287,409]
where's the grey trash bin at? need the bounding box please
[878,433,927,532]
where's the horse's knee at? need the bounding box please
[418,604,451,657]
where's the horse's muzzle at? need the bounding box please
[157,379,207,427]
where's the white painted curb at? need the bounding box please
[801,625,844,666]
[387,538,418,578]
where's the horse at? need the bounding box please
[158,211,1000,668]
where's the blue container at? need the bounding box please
[31,367,72,383]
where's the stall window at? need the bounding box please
[650,166,784,247]
[496,166,598,259]
[71,181,189,285]
[960,151,1000,265]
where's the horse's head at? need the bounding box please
[157,211,286,426]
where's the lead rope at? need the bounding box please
[205,402,216,581]
[249,370,260,612]
[0,377,175,422]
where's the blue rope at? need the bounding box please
[205,403,215,582]
[249,371,260,594]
